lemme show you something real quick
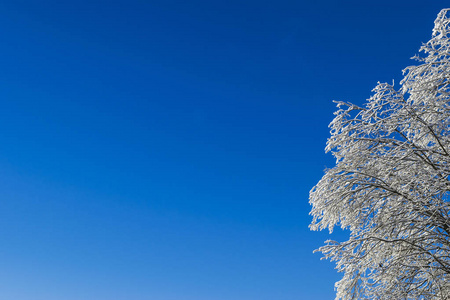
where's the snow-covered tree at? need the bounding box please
[310,9,450,300]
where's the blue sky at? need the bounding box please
[0,1,447,299]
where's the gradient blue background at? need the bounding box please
[0,1,447,299]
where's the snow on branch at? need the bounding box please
[310,9,450,300]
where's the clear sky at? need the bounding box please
[0,1,447,299]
